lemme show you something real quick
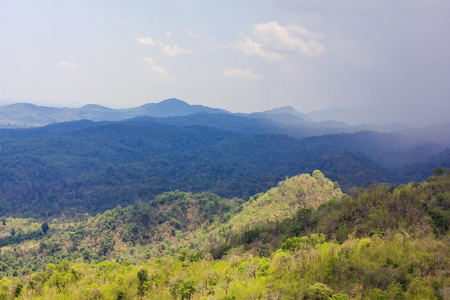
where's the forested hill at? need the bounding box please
[3,99,450,145]
[0,170,448,299]
[0,117,448,218]
[0,98,229,127]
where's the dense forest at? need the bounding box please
[0,114,449,299]
[0,118,448,218]
[0,169,448,299]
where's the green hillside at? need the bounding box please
[0,170,448,299]
[225,171,342,238]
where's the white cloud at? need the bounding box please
[150,65,176,82]
[229,35,283,61]
[186,29,214,50]
[285,24,321,39]
[223,68,265,80]
[151,65,171,77]
[253,21,324,56]
[158,43,195,57]
[143,57,155,65]
[137,36,156,46]
[187,29,201,40]
[165,31,172,37]
[230,21,324,60]
[137,36,194,57]
[143,57,176,81]
[59,61,76,67]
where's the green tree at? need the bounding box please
[41,222,49,234]
[137,267,148,295]
[14,283,23,298]
[432,166,445,176]
[306,282,333,300]
[331,293,349,300]
[179,278,198,300]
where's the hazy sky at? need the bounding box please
[1,0,449,126]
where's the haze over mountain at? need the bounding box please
[2,1,449,128]
[0,98,228,128]
[2,98,449,146]
[306,106,409,127]
[0,112,449,218]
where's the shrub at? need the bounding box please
[306,282,333,300]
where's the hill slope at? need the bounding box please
[0,98,228,128]
[0,126,399,217]
[0,171,448,299]
[1,117,448,218]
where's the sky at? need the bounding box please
[0,0,449,126]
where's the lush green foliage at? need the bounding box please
[0,170,448,299]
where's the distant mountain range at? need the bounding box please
[1,98,449,144]
[0,99,449,216]
[0,98,228,127]
[0,98,395,131]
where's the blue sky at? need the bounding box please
[1,0,449,126]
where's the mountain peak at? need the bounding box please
[160,98,188,104]
[79,104,112,111]
[250,106,309,125]
[262,106,304,117]
[137,98,190,110]
[125,98,229,118]
[2,103,39,110]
